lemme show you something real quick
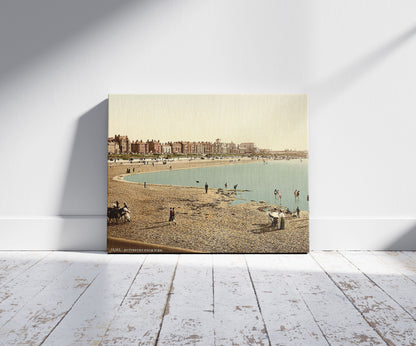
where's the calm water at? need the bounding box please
[124,160,309,211]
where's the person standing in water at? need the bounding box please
[205,182,208,193]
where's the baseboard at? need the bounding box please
[0,216,106,251]
[0,217,415,251]
[310,218,416,250]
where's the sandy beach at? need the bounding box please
[107,158,309,253]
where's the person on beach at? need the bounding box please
[274,189,278,198]
[169,208,173,222]
[296,206,300,218]
[279,211,285,230]
[269,210,278,228]
[297,190,300,199]
[225,182,227,189]
[307,195,309,202]
[234,184,238,191]
[294,190,297,199]
[171,208,176,224]
[144,182,146,188]
[205,182,208,193]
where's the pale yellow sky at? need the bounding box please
[108,94,308,151]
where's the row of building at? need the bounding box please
[108,135,258,155]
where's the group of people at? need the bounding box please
[273,188,309,202]
[107,201,130,224]
[274,189,282,200]
[125,168,135,174]
[269,210,286,229]
[204,182,238,194]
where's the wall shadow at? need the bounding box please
[57,100,108,250]
[308,24,416,111]
[59,100,108,216]
[0,0,138,82]
[385,223,416,251]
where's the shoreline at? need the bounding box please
[107,157,309,253]
[113,158,308,212]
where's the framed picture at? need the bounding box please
[107,95,308,253]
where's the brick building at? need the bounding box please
[131,140,147,154]
[196,142,204,154]
[203,141,212,154]
[108,138,119,154]
[170,142,182,154]
[181,141,190,154]
[189,142,197,154]
[114,135,130,153]
[147,140,162,154]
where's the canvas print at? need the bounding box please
[107,95,309,253]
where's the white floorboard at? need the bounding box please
[245,255,327,345]
[313,251,416,345]
[43,254,146,345]
[0,252,107,345]
[213,255,269,345]
[0,251,414,345]
[157,255,214,345]
[101,255,178,345]
[281,254,384,345]
[0,252,49,288]
[341,251,416,320]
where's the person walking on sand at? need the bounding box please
[279,210,285,230]
[296,206,300,218]
[171,208,176,224]
[169,208,173,222]
[144,182,146,188]
[205,182,208,193]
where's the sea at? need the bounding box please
[124,159,309,211]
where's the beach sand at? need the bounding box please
[107,158,309,253]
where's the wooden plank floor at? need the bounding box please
[0,252,415,345]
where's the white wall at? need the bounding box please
[1,0,415,250]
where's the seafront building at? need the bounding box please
[147,140,162,154]
[108,135,265,156]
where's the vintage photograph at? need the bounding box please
[107,94,309,253]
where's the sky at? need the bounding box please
[108,94,308,151]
